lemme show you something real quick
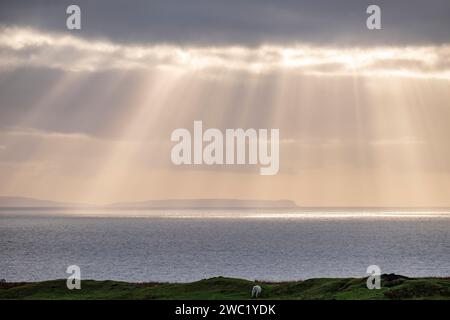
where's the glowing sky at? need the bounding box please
[0,1,450,206]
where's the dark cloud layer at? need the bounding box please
[0,0,449,46]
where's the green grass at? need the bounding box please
[1,274,449,300]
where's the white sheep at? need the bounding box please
[251,285,262,298]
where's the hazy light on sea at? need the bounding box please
[3,209,449,219]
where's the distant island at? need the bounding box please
[0,196,77,208]
[108,199,297,209]
[0,196,297,209]
[1,196,449,212]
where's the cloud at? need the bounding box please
[1,0,450,46]
[0,11,450,206]
[1,27,450,79]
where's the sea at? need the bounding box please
[1,209,449,282]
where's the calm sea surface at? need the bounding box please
[1,210,449,282]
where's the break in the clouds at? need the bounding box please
[1,1,450,206]
[1,26,450,78]
[0,0,450,46]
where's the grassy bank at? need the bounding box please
[1,274,449,300]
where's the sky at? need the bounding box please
[0,0,450,206]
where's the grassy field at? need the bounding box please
[1,274,449,300]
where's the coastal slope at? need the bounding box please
[1,275,449,300]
